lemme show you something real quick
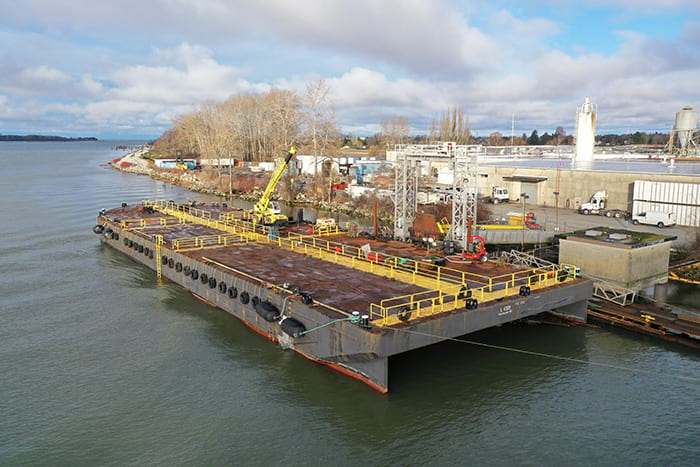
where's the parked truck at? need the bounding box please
[482,186,510,204]
[578,190,629,218]
[632,211,677,228]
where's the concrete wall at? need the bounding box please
[477,166,700,212]
[559,237,670,290]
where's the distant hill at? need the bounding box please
[0,134,98,141]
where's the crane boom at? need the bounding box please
[252,146,297,226]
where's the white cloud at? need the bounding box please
[78,75,104,97]
[0,2,698,136]
[2,0,498,73]
[108,43,268,105]
[490,10,559,38]
[18,65,70,84]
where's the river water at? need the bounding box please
[1,141,699,466]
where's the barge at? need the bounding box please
[95,200,592,393]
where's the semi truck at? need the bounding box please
[482,186,510,204]
[578,190,629,218]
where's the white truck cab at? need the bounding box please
[632,211,676,228]
[491,186,509,204]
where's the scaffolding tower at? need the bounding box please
[391,142,479,251]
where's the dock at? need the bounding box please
[588,299,700,349]
[95,200,592,393]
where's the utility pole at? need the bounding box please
[510,113,515,154]
[520,192,529,250]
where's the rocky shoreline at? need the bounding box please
[108,150,392,222]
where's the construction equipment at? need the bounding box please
[250,146,296,226]
[444,235,488,263]
[175,157,189,170]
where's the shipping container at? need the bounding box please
[633,180,700,227]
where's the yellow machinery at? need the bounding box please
[437,212,541,232]
[437,217,451,235]
[251,146,297,226]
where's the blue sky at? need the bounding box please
[0,0,698,139]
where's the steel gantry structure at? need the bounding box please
[391,142,479,251]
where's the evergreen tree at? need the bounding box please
[527,130,540,145]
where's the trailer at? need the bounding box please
[633,180,700,227]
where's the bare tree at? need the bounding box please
[303,78,334,175]
[380,115,411,147]
[440,107,470,144]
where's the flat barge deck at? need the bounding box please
[95,200,592,393]
[588,299,700,349]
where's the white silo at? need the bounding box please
[674,106,697,150]
[574,96,596,164]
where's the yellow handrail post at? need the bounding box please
[155,234,164,282]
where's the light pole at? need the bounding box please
[520,192,529,250]
[553,191,560,232]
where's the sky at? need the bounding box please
[0,0,698,139]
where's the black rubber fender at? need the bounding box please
[191,269,199,280]
[183,265,191,276]
[128,240,134,248]
[228,287,238,299]
[93,224,105,234]
[161,256,168,265]
[300,293,313,305]
[254,300,279,322]
[208,277,216,289]
[113,233,120,241]
[138,244,144,253]
[397,306,411,322]
[218,282,227,294]
[280,317,306,338]
[200,273,208,284]
[149,251,154,259]
[168,258,174,269]
[240,291,250,304]
[251,296,260,307]
[175,262,182,272]
[144,247,150,256]
[123,238,129,246]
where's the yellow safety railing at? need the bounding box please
[368,265,577,326]
[144,200,262,243]
[172,233,249,251]
[120,217,186,230]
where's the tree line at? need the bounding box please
[153,82,337,163]
[153,84,472,161]
[154,85,670,162]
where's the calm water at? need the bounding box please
[1,141,699,466]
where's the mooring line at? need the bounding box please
[391,328,700,383]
